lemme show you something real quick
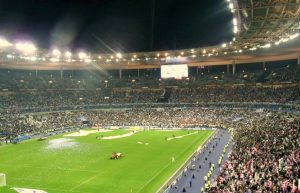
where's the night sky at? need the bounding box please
[0,0,233,53]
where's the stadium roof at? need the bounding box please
[0,0,300,70]
[235,0,300,48]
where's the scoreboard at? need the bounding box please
[161,64,188,79]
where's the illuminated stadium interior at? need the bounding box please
[0,0,300,193]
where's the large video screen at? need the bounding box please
[161,64,188,79]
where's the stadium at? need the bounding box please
[0,0,300,193]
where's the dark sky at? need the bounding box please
[0,0,233,53]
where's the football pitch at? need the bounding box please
[0,129,213,193]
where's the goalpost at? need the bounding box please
[0,173,6,187]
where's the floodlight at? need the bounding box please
[290,33,299,40]
[78,52,87,59]
[84,58,92,63]
[0,38,12,48]
[262,43,271,48]
[233,26,238,33]
[50,58,60,62]
[15,42,36,54]
[116,53,122,58]
[233,18,237,26]
[28,56,37,61]
[65,51,72,58]
[52,49,61,56]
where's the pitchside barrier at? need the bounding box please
[0,173,6,187]
[156,129,218,193]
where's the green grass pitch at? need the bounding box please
[0,129,213,193]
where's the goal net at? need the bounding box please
[0,173,6,187]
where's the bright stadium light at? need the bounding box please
[50,58,60,62]
[0,38,12,48]
[84,58,92,63]
[261,43,271,48]
[290,33,299,40]
[233,26,238,34]
[229,3,234,9]
[78,52,87,60]
[222,43,227,48]
[27,56,37,61]
[6,54,13,58]
[52,49,61,56]
[116,53,122,58]
[15,42,36,54]
[233,18,238,26]
[282,38,289,42]
[65,51,72,58]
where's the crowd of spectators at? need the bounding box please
[0,65,300,192]
[0,108,231,136]
[170,86,300,104]
[0,106,299,193]
[208,111,300,193]
[0,89,163,109]
[1,85,299,110]
[0,111,78,136]
[267,66,300,83]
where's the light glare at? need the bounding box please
[0,38,12,48]
[15,42,36,54]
